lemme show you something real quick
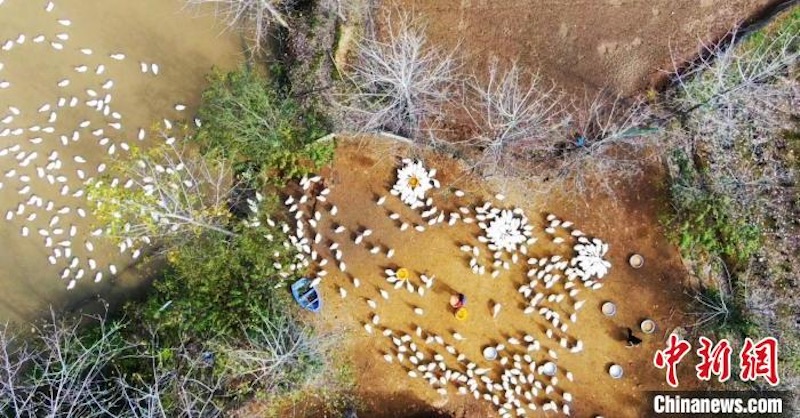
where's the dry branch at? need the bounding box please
[185,0,293,55]
[468,59,565,178]
[342,9,461,144]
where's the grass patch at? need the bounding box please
[740,6,800,54]
[664,149,762,268]
[194,66,333,185]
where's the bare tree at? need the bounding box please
[342,9,461,144]
[184,0,292,54]
[0,322,36,415]
[467,59,565,178]
[88,138,239,252]
[34,312,130,418]
[0,310,132,418]
[216,309,339,395]
[668,26,799,214]
[687,288,731,330]
[1,312,228,418]
[533,91,655,197]
[116,341,223,418]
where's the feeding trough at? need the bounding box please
[629,254,644,269]
[601,301,617,316]
[641,319,656,334]
[542,361,557,376]
[291,278,321,313]
[609,364,624,379]
[483,346,498,361]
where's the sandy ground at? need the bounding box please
[390,0,771,95]
[0,0,242,322]
[266,139,710,418]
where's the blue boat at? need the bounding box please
[291,278,322,313]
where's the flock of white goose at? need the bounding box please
[263,159,612,417]
[1,2,617,414]
[0,0,186,289]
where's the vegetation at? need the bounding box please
[337,9,657,197]
[663,8,799,404]
[77,38,347,417]
[0,305,346,417]
[665,149,761,267]
[88,141,239,257]
[214,306,332,397]
[195,67,333,185]
[141,217,294,340]
[467,60,564,178]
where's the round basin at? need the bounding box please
[483,346,498,361]
[455,307,469,321]
[601,301,617,316]
[629,254,644,269]
[641,319,656,334]
[396,268,410,280]
[542,361,557,376]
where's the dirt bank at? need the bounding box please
[390,0,772,96]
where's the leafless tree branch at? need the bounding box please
[467,59,566,178]
[185,0,293,55]
[341,8,461,145]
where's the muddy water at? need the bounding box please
[0,0,242,323]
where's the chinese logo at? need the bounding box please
[653,335,779,387]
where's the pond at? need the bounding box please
[0,0,242,323]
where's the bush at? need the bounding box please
[215,306,329,397]
[665,149,761,267]
[195,67,333,185]
[140,216,296,341]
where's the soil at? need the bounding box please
[389,0,772,95]
[273,138,712,418]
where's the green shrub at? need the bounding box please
[140,215,296,341]
[195,67,333,185]
[665,150,762,267]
